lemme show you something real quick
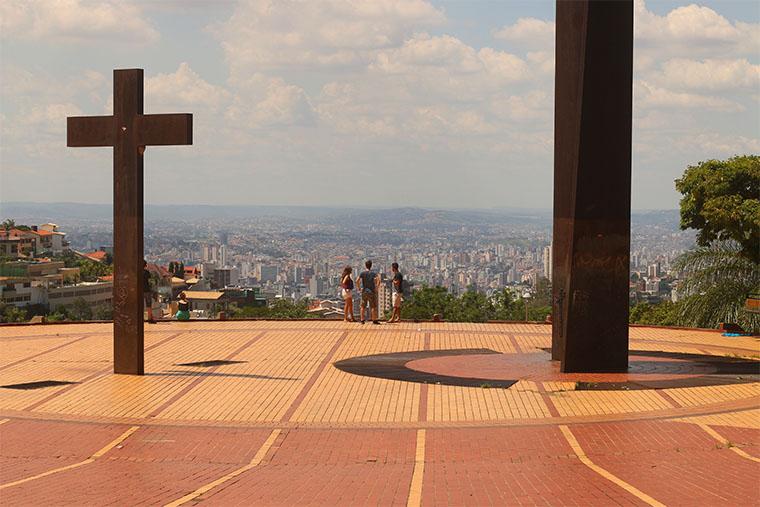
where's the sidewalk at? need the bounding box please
[1,321,758,505]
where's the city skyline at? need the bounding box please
[1,0,758,209]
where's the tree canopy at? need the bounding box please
[53,251,113,281]
[229,298,315,319]
[401,286,550,323]
[675,155,760,263]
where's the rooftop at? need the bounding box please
[1,321,758,505]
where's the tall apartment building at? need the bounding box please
[259,265,278,283]
[542,244,552,280]
[213,267,239,288]
[377,278,393,317]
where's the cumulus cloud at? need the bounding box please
[0,0,159,44]
[225,75,315,129]
[657,58,760,91]
[146,63,230,109]
[634,0,759,60]
[211,0,444,79]
[674,132,760,156]
[2,0,757,208]
[317,34,537,140]
[636,81,744,112]
[370,34,530,91]
[494,18,555,49]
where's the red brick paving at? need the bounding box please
[1,322,758,506]
[708,425,760,459]
[201,429,416,506]
[1,424,273,506]
[1,418,759,506]
[407,352,716,383]
[0,420,129,483]
[570,420,760,506]
[422,427,646,506]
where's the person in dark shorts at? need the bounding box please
[143,260,155,323]
[357,260,380,324]
[340,266,355,322]
[387,262,403,323]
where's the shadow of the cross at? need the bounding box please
[148,370,300,381]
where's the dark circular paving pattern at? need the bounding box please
[334,348,760,390]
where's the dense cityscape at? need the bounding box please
[1,203,696,322]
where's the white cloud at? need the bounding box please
[1,102,83,158]
[674,132,760,156]
[372,34,482,74]
[146,63,230,109]
[491,90,552,123]
[636,80,744,112]
[494,18,555,49]
[371,34,530,86]
[316,33,538,140]
[211,0,445,79]
[0,0,159,44]
[225,75,315,128]
[658,58,760,91]
[635,0,759,59]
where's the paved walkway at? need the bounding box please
[1,321,758,506]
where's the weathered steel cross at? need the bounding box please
[67,69,192,375]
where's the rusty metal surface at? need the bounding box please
[67,69,192,375]
[552,1,633,373]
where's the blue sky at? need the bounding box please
[1,0,758,210]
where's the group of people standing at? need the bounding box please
[340,260,403,324]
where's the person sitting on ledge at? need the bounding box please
[175,292,190,321]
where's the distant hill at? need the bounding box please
[1,201,679,228]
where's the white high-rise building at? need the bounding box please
[542,244,553,280]
[219,244,228,267]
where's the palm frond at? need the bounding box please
[674,241,760,332]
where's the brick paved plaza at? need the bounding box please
[1,321,758,506]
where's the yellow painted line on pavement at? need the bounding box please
[407,429,426,507]
[164,428,282,507]
[559,425,665,507]
[0,425,140,490]
[698,423,760,463]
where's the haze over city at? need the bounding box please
[2,0,758,209]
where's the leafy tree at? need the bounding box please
[675,155,760,263]
[53,252,112,281]
[446,290,494,322]
[46,308,69,322]
[402,286,455,320]
[402,286,549,322]
[629,301,681,327]
[0,303,27,323]
[1,219,15,233]
[92,303,113,320]
[490,288,517,320]
[673,242,759,332]
[672,155,760,333]
[532,277,552,307]
[68,298,93,320]
[229,298,315,319]
[45,298,100,322]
